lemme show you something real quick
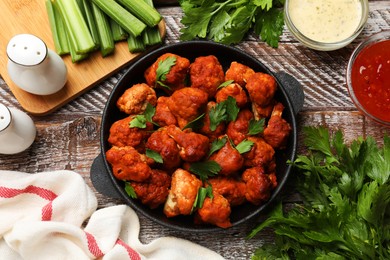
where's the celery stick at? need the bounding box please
[128,35,145,53]
[142,0,162,46]
[52,0,96,54]
[91,2,115,57]
[66,30,89,63]
[80,0,100,48]
[45,0,69,55]
[91,0,146,37]
[117,0,162,27]
[110,19,128,42]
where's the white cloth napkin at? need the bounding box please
[0,170,225,260]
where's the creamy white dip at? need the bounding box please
[288,0,363,43]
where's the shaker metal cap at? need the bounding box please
[0,103,12,132]
[6,34,48,66]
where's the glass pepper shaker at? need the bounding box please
[0,103,36,154]
[6,33,67,95]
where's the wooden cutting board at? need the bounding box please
[0,0,166,116]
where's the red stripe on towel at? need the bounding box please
[41,201,54,221]
[0,185,57,200]
[85,231,104,258]
[0,185,57,221]
[117,239,141,260]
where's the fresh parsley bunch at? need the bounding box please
[178,0,285,47]
[248,126,390,259]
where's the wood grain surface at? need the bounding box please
[0,0,165,116]
[0,1,389,259]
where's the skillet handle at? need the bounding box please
[90,153,122,199]
[275,71,305,116]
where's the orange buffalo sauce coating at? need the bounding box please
[351,40,390,122]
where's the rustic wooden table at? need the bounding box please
[0,1,389,259]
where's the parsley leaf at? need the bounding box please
[179,0,285,47]
[248,118,265,135]
[144,103,156,124]
[125,182,137,199]
[208,136,228,157]
[225,96,239,121]
[182,113,205,130]
[235,139,254,154]
[254,0,273,11]
[248,126,390,259]
[145,148,163,164]
[209,102,227,131]
[129,103,158,129]
[189,161,221,182]
[209,97,239,131]
[217,79,234,90]
[191,186,214,213]
[156,56,176,89]
[129,115,147,128]
[254,7,284,48]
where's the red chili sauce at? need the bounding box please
[351,40,390,122]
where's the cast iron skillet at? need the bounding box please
[91,41,304,232]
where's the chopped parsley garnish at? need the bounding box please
[145,148,163,164]
[191,186,214,213]
[182,113,205,130]
[208,136,228,157]
[124,182,137,199]
[155,56,176,89]
[209,96,239,131]
[189,161,221,182]
[235,139,254,154]
[209,102,227,131]
[129,115,147,128]
[217,80,234,90]
[129,103,158,128]
[248,118,265,135]
[224,96,239,121]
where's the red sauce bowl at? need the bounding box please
[346,31,390,126]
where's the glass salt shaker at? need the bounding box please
[6,33,67,95]
[0,103,36,154]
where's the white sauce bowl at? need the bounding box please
[284,0,369,51]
